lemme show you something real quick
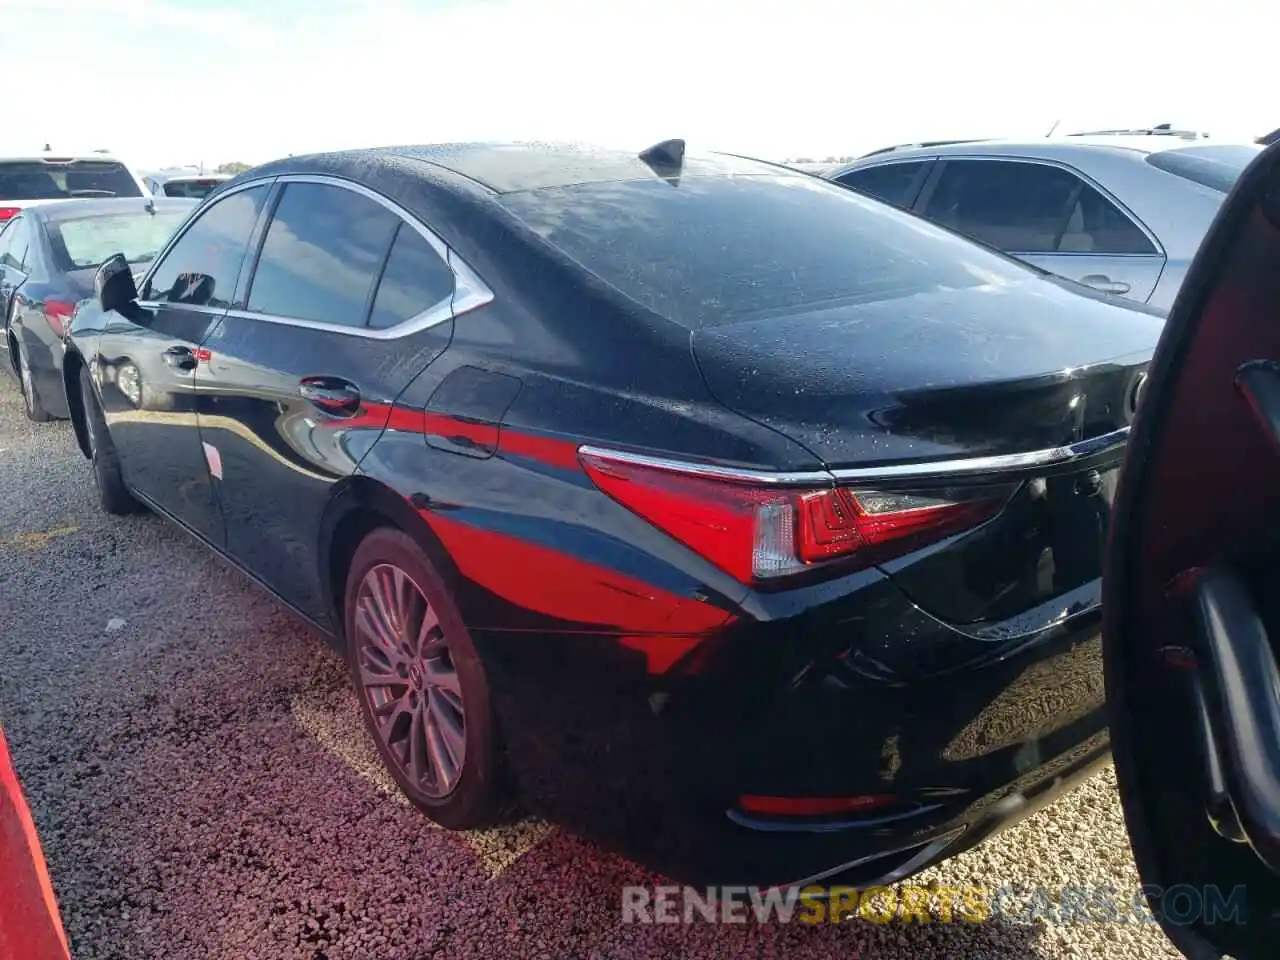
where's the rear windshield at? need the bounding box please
[500,173,1036,329]
[47,209,192,271]
[0,160,143,200]
[1144,145,1262,193]
[162,178,225,199]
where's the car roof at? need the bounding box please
[27,197,197,221]
[839,135,1247,169]
[149,170,230,182]
[0,153,130,163]
[262,141,787,195]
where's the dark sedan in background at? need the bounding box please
[1,197,195,420]
[63,141,1162,889]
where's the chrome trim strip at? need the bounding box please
[579,426,1130,487]
[133,173,495,341]
[776,829,965,891]
[577,444,828,486]
[828,426,1131,482]
[726,803,942,834]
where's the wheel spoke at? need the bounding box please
[424,709,456,792]
[355,592,400,656]
[408,702,429,785]
[429,689,466,771]
[424,656,461,698]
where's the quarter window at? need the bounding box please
[367,223,455,329]
[246,183,400,328]
[1,218,30,272]
[834,161,932,209]
[1059,185,1157,255]
[142,185,269,307]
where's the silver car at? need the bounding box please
[824,134,1262,311]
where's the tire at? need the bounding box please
[344,527,505,829]
[15,334,52,422]
[79,366,142,515]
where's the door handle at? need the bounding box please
[1080,274,1132,296]
[162,345,197,371]
[299,377,361,417]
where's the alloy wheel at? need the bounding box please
[353,562,466,798]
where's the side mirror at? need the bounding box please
[95,253,138,314]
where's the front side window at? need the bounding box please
[142,185,269,308]
[835,160,932,209]
[921,159,1080,253]
[246,183,400,328]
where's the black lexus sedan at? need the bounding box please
[61,141,1163,889]
[1,196,195,420]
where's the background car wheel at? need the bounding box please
[344,527,506,829]
[79,366,142,515]
[15,337,51,423]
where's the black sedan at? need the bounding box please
[1,197,195,420]
[62,141,1163,889]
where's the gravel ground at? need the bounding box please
[0,374,1181,959]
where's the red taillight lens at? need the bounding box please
[0,206,21,222]
[579,449,1015,585]
[738,794,900,817]
[43,299,75,337]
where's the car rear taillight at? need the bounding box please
[579,448,1016,585]
[0,207,21,222]
[43,299,75,337]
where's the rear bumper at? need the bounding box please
[476,581,1109,888]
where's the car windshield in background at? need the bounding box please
[1144,144,1262,193]
[0,160,143,200]
[48,210,192,271]
[162,179,225,199]
[500,173,1036,329]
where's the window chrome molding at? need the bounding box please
[134,172,495,340]
[579,426,1131,486]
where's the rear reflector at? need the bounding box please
[738,794,900,817]
[43,299,75,337]
[579,448,1015,585]
[0,207,21,222]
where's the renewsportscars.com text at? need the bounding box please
[621,883,1247,925]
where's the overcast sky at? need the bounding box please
[1,0,1271,170]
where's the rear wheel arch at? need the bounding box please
[62,349,91,458]
[320,476,468,649]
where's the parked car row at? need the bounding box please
[7,138,1279,958]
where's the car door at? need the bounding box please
[830,159,936,210]
[93,181,271,544]
[1103,139,1280,959]
[194,176,460,624]
[917,157,1166,304]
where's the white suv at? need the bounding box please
[0,150,149,225]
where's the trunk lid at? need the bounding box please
[694,280,1164,626]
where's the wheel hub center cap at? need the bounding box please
[408,662,425,690]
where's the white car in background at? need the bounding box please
[0,150,148,225]
[142,170,232,199]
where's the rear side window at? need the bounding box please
[0,218,29,271]
[247,183,400,328]
[143,185,269,307]
[834,160,932,209]
[921,159,1080,253]
[501,173,1035,330]
[0,160,143,200]
[367,223,455,329]
[1144,145,1262,194]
